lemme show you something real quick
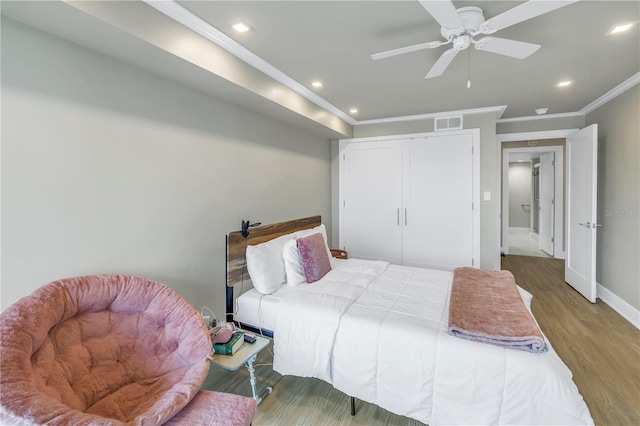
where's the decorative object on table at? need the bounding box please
[330,249,348,259]
[213,332,245,355]
[210,322,236,344]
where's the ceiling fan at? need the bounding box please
[372,0,579,79]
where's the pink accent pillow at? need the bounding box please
[296,233,332,283]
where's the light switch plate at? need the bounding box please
[483,191,491,201]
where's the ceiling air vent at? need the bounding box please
[434,115,463,131]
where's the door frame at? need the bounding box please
[497,129,577,261]
[339,129,480,267]
[538,152,556,256]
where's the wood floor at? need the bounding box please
[202,255,640,425]
[501,255,640,426]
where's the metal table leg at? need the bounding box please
[245,354,272,405]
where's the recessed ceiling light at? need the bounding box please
[557,80,573,88]
[608,23,634,35]
[232,21,253,34]
[311,81,323,88]
[535,108,549,115]
[349,108,358,114]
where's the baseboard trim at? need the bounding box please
[597,282,640,330]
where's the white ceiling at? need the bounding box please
[2,0,639,137]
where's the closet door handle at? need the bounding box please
[397,208,400,226]
[405,208,408,226]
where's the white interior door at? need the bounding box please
[343,140,403,264]
[402,135,474,270]
[565,124,598,303]
[539,152,555,255]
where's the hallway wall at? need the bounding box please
[508,162,532,228]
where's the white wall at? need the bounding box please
[586,85,640,311]
[508,162,532,228]
[0,18,332,317]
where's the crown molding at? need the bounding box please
[498,72,640,124]
[144,0,357,126]
[143,1,506,128]
[142,2,640,130]
[580,72,640,115]
[496,111,582,124]
[354,105,508,126]
[497,129,579,143]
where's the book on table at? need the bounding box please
[213,332,245,355]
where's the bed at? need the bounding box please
[226,216,593,425]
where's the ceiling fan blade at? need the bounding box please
[474,37,540,59]
[371,40,447,60]
[481,0,579,33]
[419,0,463,30]
[425,48,459,79]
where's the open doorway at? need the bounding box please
[505,152,556,257]
[497,127,601,305]
[500,139,566,259]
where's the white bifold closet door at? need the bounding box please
[403,135,474,269]
[343,139,403,264]
[342,134,475,270]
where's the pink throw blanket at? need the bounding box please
[448,267,548,353]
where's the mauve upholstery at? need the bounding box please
[296,232,331,283]
[0,275,257,425]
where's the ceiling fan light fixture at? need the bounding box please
[453,34,471,50]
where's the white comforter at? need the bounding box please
[273,259,593,425]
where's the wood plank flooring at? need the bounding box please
[501,255,640,426]
[202,255,640,425]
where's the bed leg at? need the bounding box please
[350,396,356,416]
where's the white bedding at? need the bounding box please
[270,259,593,425]
[236,284,295,332]
[236,258,346,332]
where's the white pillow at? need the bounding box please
[283,239,306,286]
[245,233,294,294]
[283,224,332,286]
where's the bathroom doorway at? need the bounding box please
[502,145,564,259]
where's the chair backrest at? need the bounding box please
[1,275,213,425]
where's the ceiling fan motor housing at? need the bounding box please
[440,6,485,40]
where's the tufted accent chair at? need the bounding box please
[0,275,257,425]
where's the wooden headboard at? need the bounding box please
[225,215,322,320]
